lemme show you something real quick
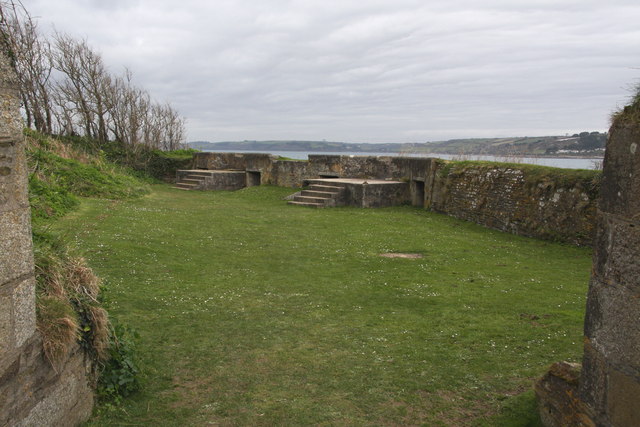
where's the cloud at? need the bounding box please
[25,0,640,142]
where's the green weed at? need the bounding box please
[97,322,142,404]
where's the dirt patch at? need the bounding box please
[379,253,423,259]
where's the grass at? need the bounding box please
[50,184,591,426]
[26,132,150,222]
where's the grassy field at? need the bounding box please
[52,185,592,426]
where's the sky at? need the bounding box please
[26,0,640,143]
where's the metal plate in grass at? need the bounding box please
[379,253,424,259]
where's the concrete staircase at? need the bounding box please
[173,170,215,190]
[287,181,345,208]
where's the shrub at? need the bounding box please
[97,322,141,404]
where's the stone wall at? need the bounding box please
[192,152,599,246]
[429,162,598,246]
[578,117,640,426]
[0,53,93,426]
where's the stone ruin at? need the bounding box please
[181,151,599,246]
[535,106,640,426]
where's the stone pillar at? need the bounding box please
[0,52,37,379]
[0,51,94,427]
[579,114,640,426]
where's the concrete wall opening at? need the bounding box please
[246,170,261,187]
[411,179,425,207]
[319,172,340,178]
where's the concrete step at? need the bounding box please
[172,186,192,190]
[308,184,343,193]
[307,180,346,187]
[182,178,203,184]
[175,182,198,189]
[294,195,327,204]
[184,170,216,177]
[287,201,324,208]
[300,190,334,198]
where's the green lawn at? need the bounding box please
[54,185,591,426]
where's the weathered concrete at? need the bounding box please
[293,178,410,208]
[333,179,410,208]
[535,362,594,427]
[192,151,276,173]
[535,112,640,426]
[0,337,94,427]
[176,169,246,191]
[0,52,94,427]
[578,119,640,427]
[0,45,36,380]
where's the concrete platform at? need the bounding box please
[303,178,410,208]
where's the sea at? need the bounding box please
[203,149,603,170]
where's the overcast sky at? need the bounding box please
[26,0,640,143]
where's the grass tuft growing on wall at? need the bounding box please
[34,230,109,366]
[611,83,640,124]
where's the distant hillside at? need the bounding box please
[188,140,405,153]
[188,132,606,157]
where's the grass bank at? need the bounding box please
[53,185,591,426]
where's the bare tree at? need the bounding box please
[108,70,151,146]
[51,33,112,141]
[0,0,54,133]
[1,1,187,150]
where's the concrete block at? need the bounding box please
[579,340,608,418]
[0,289,13,356]
[0,134,29,213]
[584,280,640,371]
[535,362,595,427]
[0,208,34,284]
[599,122,640,218]
[592,215,640,291]
[12,277,35,347]
[608,367,640,427]
[16,358,94,427]
[0,54,20,89]
[0,94,23,141]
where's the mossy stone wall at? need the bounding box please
[429,162,598,246]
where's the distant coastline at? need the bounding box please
[188,134,606,158]
[201,149,602,170]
